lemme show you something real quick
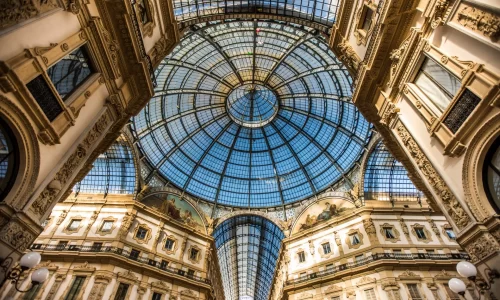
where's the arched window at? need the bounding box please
[73,136,136,196]
[364,140,422,201]
[0,118,19,201]
[483,136,500,213]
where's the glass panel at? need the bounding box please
[136,227,147,239]
[26,75,63,121]
[414,57,461,113]
[133,20,371,208]
[64,276,86,300]
[407,284,422,299]
[137,0,150,24]
[364,288,377,300]
[485,137,500,213]
[152,292,162,300]
[415,228,426,239]
[384,228,395,239]
[67,220,81,231]
[165,238,175,250]
[114,283,130,300]
[73,136,136,195]
[101,221,114,232]
[47,46,95,100]
[364,140,423,201]
[351,234,360,245]
[23,281,42,300]
[0,119,19,201]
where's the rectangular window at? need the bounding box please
[355,254,364,262]
[414,56,461,113]
[64,276,86,300]
[91,242,102,252]
[190,248,199,260]
[135,227,148,240]
[331,297,340,300]
[26,75,64,122]
[23,281,42,300]
[152,292,162,300]
[322,242,332,254]
[364,288,377,300]
[446,229,456,240]
[160,260,168,269]
[67,219,81,231]
[187,269,195,277]
[414,227,427,239]
[101,221,114,232]
[300,272,307,277]
[165,238,175,250]
[298,251,306,263]
[426,249,435,253]
[137,0,151,24]
[47,46,95,100]
[325,264,334,270]
[114,283,130,300]
[361,6,374,31]
[384,227,395,239]
[130,249,140,260]
[351,233,360,245]
[407,284,422,300]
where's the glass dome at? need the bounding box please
[132,20,371,208]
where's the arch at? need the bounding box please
[363,139,423,201]
[463,114,500,222]
[72,135,137,196]
[0,96,40,210]
[173,0,341,28]
[214,210,285,231]
[212,214,285,300]
[290,194,356,234]
[139,188,210,233]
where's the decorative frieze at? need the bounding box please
[456,4,500,40]
[396,124,471,230]
[0,220,36,252]
[464,232,500,263]
[30,113,110,218]
[338,41,360,72]
[0,0,59,31]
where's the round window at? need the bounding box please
[483,136,500,213]
[0,118,19,201]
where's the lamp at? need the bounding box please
[451,260,499,299]
[0,252,49,292]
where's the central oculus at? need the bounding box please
[226,84,279,128]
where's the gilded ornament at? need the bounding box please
[84,91,91,99]
[440,55,449,64]
[464,233,500,262]
[61,43,69,52]
[457,5,500,40]
[397,124,471,229]
[338,41,360,72]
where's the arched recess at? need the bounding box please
[139,188,210,234]
[463,114,500,222]
[72,135,138,197]
[362,139,423,202]
[212,214,285,300]
[0,96,40,210]
[290,195,357,235]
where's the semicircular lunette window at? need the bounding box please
[0,118,19,201]
[132,20,371,208]
[73,136,136,196]
[364,140,423,201]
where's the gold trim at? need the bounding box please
[187,244,201,264]
[161,235,178,255]
[62,216,84,234]
[95,217,117,236]
[410,224,432,243]
[379,223,401,243]
[132,223,152,244]
[346,228,364,249]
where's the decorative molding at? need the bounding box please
[345,228,364,249]
[463,232,500,263]
[338,40,360,73]
[62,216,84,234]
[95,216,117,236]
[187,244,202,264]
[118,212,136,237]
[0,220,36,252]
[84,211,99,234]
[0,0,60,31]
[161,234,179,255]
[363,218,378,244]
[56,210,68,225]
[132,223,152,244]
[410,223,432,243]
[353,0,377,46]
[456,4,500,40]
[396,124,471,230]
[30,112,111,218]
[325,284,343,294]
[380,103,400,127]
[380,223,401,243]
[399,269,420,279]
[356,276,376,286]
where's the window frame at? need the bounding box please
[298,251,306,263]
[346,229,364,249]
[63,217,83,234]
[0,118,20,202]
[482,136,500,214]
[162,235,178,255]
[354,0,377,46]
[132,224,152,244]
[379,223,401,243]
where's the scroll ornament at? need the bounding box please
[397,125,470,229]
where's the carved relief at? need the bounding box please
[380,223,401,242]
[399,219,410,238]
[456,4,500,40]
[380,102,400,126]
[0,220,35,252]
[45,273,67,300]
[338,41,360,72]
[396,124,471,229]
[353,0,377,45]
[0,0,59,31]
[431,0,451,29]
[149,36,169,67]
[464,232,500,262]
[30,113,110,218]
[119,212,136,237]
[363,218,378,244]
[345,228,364,249]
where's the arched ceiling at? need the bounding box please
[132,20,371,208]
[173,0,341,27]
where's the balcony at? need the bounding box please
[286,252,470,285]
[31,243,209,284]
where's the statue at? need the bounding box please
[56,210,67,225]
[120,212,135,236]
[363,218,376,235]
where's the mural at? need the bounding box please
[142,193,205,232]
[293,198,356,233]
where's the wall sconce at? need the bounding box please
[448,261,499,298]
[1,252,49,293]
